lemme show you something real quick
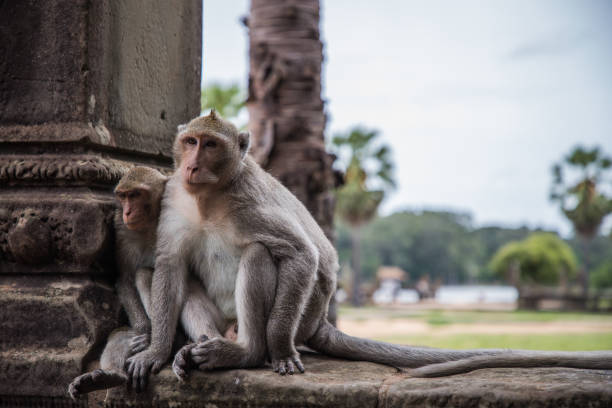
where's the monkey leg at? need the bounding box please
[189,243,276,372]
[266,243,318,375]
[172,279,227,380]
[180,277,226,341]
[296,263,338,343]
[68,328,132,399]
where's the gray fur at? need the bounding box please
[69,168,236,398]
[410,351,612,377]
[126,113,612,384]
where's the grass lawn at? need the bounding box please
[338,306,612,351]
[338,306,612,323]
[372,333,612,351]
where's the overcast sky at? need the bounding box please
[203,0,612,236]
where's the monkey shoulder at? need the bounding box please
[236,160,338,268]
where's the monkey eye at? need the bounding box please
[184,137,198,146]
[204,140,217,148]
[116,192,126,200]
[128,190,141,199]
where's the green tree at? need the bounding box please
[489,233,578,286]
[201,83,246,122]
[551,146,612,296]
[332,127,394,305]
[590,260,612,289]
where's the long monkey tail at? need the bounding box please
[306,321,505,368]
[410,351,612,377]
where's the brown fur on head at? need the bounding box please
[114,166,168,231]
[173,109,250,192]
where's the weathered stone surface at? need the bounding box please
[0,277,120,401]
[0,1,201,407]
[0,192,115,274]
[0,348,88,399]
[0,277,120,350]
[0,0,89,125]
[382,367,612,408]
[100,354,612,407]
[0,0,202,156]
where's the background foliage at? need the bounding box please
[335,210,612,289]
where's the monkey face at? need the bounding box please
[177,132,231,191]
[173,111,251,193]
[115,188,154,231]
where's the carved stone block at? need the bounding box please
[0,1,201,405]
[0,277,120,397]
[0,192,115,274]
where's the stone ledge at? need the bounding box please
[98,353,612,407]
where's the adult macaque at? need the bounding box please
[126,111,612,385]
[68,167,237,398]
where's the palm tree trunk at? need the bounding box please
[350,227,362,306]
[246,0,338,320]
[581,236,591,301]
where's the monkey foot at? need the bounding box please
[191,337,247,371]
[172,335,211,381]
[172,343,197,381]
[68,369,126,399]
[272,355,305,376]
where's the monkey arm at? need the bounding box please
[124,241,189,391]
[147,250,188,357]
[116,259,150,335]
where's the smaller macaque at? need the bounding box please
[68,167,237,398]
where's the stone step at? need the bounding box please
[0,276,119,349]
[106,353,612,407]
[0,348,86,398]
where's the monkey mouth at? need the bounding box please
[125,219,147,230]
[186,172,219,185]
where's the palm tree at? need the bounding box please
[551,146,612,297]
[246,0,338,322]
[333,127,395,306]
[245,0,333,233]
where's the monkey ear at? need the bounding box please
[177,123,188,134]
[238,131,251,158]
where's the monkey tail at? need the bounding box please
[306,321,504,369]
[307,322,612,376]
[409,351,612,377]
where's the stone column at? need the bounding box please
[0,1,201,404]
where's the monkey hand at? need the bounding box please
[125,349,165,393]
[271,353,305,376]
[128,334,150,356]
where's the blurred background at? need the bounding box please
[203,1,612,351]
